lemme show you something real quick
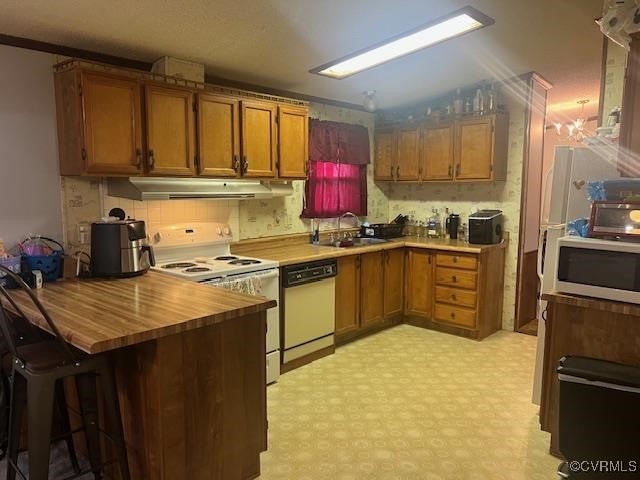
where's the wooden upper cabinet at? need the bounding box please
[335,255,360,340]
[405,248,434,318]
[422,123,454,181]
[455,116,494,180]
[241,100,277,177]
[383,249,404,318]
[395,126,421,180]
[359,251,385,328]
[374,129,396,180]
[277,105,309,179]
[55,70,144,176]
[145,85,195,176]
[197,94,240,177]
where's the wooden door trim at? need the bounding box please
[144,84,196,176]
[80,71,144,175]
[196,93,240,177]
[240,100,277,177]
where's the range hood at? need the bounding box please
[106,177,294,201]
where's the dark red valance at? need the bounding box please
[308,119,370,165]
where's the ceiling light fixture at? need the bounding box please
[363,91,378,112]
[310,6,494,79]
[554,99,592,143]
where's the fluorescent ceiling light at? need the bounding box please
[310,6,494,79]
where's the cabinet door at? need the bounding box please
[395,126,420,180]
[422,123,454,180]
[241,100,277,177]
[405,249,434,318]
[145,85,195,176]
[277,105,309,179]
[197,94,240,177]
[81,72,143,175]
[383,249,404,318]
[455,116,494,180]
[374,129,396,180]
[335,255,360,339]
[359,252,385,328]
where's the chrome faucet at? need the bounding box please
[337,212,361,239]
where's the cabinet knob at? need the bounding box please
[455,164,460,176]
[241,156,248,175]
[148,149,155,169]
[448,165,453,178]
[450,312,456,319]
[396,165,400,178]
[453,256,458,263]
[232,155,239,173]
[452,275,457,283]
[451,294,457,301]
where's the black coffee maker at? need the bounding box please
[90,219,155,278]
[446,213,460,239]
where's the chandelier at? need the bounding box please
[554,99,591,142]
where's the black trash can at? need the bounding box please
[557,356,640,479]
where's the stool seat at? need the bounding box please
[15,340,72,372]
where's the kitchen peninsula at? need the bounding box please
[8,272,276,480]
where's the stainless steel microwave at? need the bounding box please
[556,236,640,304]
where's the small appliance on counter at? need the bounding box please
[446,213,460,240]
[90,219,155,278]
[589,201,640,239]
[469,210,503,244]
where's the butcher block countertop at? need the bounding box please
[232,234,505,266]
[8,271,276,354]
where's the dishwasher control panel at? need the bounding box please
[283,260,337,287]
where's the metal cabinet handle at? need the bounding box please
[148,149,155,169]
[455,164,460,176]
[451,294,457,301]
[448,165,453,178]
[396,165,400,179]
[390,165,394,178]
[232,155,239,173]
[241,156,248,175]
[135,148,143,168]
[453,256,458,263]
[452,275,457,283]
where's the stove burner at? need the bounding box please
[214,256,238,261]
[228,259,261,266]
[162,262,196,269]
[184,267,211,273]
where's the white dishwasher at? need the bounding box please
[282,259,337,365]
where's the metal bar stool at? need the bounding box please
[0,266,130,480]
[0,289,81,473]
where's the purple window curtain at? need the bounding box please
[302,119,370,218]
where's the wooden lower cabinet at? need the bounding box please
[335,249,404,345]
[405,248,434,317]
[405,247,505,340]
[336,245,505,344]
[335,255,360,339]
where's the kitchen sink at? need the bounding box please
[321,237,389,248]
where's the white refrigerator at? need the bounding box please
[531,145,620,405]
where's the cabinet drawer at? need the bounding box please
[436,253,477,270]
[435,286,477,308]
[434,303,477,328]
[435,267,477,290]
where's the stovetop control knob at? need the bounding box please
[217,227,223,236]
[154,232,163,243]
[223,227,231,236]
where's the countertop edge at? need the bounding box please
[542,292,640,316]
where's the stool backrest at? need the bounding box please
[0,265,80,364]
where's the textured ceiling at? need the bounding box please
[0,0,604,112]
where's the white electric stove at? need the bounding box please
[148,222,280,384]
